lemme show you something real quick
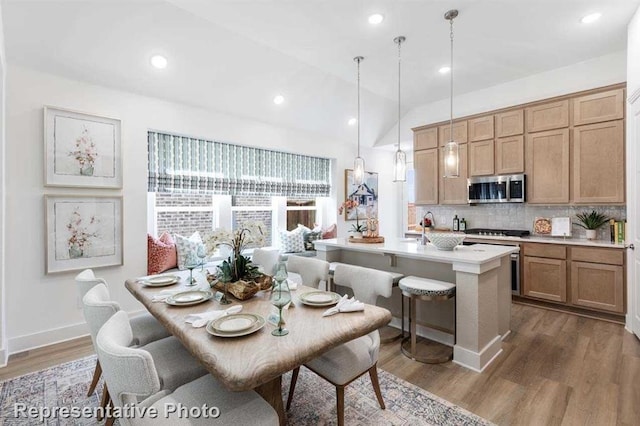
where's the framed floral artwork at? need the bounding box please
[45,195,123,273]
[44,106,122,188]
[344,169,379,221]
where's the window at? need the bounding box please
[231,195,274,247]
[286,198,316,231]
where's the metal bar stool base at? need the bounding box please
[400,335,453,364]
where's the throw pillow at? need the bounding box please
[174,231,204,270]
[322,223,337,239]
[279,228,305,253]
[147,232,177,275]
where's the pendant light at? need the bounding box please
[353,56,366,185]
[443,9,459,178]
[393,36,407,182]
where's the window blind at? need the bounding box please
[148,132,331,197]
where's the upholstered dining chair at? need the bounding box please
[83,284,206,424]
[252,248,281,276]
[76,269,170,401]
[286,255,330,289]
[96,310,279,426]
[286,264,392,426]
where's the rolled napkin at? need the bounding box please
[151,289,184,303]
[322,295,365,317]
[286,279,298,291]
[185,305,243,328]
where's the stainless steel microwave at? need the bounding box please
[467,174,525,204]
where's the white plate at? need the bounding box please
[211,314,257,333]
[166,290,213,306]
[206,313,266,337]
[142,275,179,287]
[299,291,341,307]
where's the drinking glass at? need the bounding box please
[273,261,288,290]
[185,262,198,286]
[270,279,291,336]
[196,245,207,271]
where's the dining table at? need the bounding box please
[125,269,392,425]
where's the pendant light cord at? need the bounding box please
[449,16,454,140]
[397,38,402,152]
[357,57,361,158]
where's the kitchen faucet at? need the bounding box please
[421,211,435,245]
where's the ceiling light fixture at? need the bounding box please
[368,14,384,25]
[353,56,366,186]
[393,35,407,182]
[581,12,602,24]
[348,117,357,126]
[273,94,285,105]
[438,66,451,74]
[443,9,460,178]
[150,55,168,69]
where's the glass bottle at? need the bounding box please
[453,215,460,232]
[460,217,467,232]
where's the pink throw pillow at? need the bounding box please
[322,223,337,239]
[147,232,177,275]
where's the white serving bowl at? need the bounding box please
[426,233,466,251]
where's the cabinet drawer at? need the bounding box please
[523,243,566,259]
[570,247,623,265]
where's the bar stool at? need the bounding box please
[398,276,456,364]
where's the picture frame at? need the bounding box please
[344,169,379,221]
[45,195,123,274]
[44,106,122,188]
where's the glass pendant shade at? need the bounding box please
[353,156,365,185]
[393,149,407,182]
[443,140,459,178]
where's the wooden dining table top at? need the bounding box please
[125,270,392,392]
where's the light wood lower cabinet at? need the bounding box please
[414,149,439,204]
[523,256,567,302]
[570,261,624,313]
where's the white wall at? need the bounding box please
[0,3,7,367]
[4,64,397,354]
[377,50,628,148]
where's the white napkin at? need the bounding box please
[184,305,243,328]
[322,294,365,317]
[286,279,297,291]
[151,289,184,303]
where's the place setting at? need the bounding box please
[298,290,342,307]
[137,274,181,287]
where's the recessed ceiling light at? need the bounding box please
[368,14,384,25]
[273,94,285,105]
[348,117,357,126]
[150,55,168,69]
[439,66,451,74]
[581,12,602,24]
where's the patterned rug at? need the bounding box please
[0,356,493,425]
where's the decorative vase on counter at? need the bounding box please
[350,231,363,239]
[586,229,597,240]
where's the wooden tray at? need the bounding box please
[349,236,385,244]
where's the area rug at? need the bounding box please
[0,356,492,425]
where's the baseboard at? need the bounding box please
[8,321,89,355]
[0,347,7,368]
[453,334,502,372]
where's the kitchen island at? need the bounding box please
[313,238,519,371]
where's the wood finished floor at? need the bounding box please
[1,303,639,425]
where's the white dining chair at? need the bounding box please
[96,310,279,426]
[252,248,281,276]
[286,255,330,289]
[76,269,170,402]
[286,263,392,426]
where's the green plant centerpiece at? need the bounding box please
[204,220,272,300]
[575,210,610,240]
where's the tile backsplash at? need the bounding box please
[417,204,626,240]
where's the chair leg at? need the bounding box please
[368,365,386,409]
[285,367,300,411]
[105,399,116,426]
[97,383,110,421]
[87,359,102,396]
[336,385,345,426]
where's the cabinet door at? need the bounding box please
[495,135,524,175]
[526,100,569,133]
[570,261,624,313]
[526,129,570,203]
[469,140,494,176]
[414,127,439,151]
[439,144,468,204]
[414,149,439,205]
[468,116,494,142]
[523,256,567,302]
[496,109,524,137]
[573,120,625,203]
[439,121,468,146]
[573,89,624,126]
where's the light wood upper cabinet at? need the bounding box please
[570,261,624,313]
[468,116,494,142]
[496,109,524,137]
[414,149,439,205]
[495,135,524,175]
[523,256,567,303]
[439,144,468,204]
[439,121,468,146]
[573,89,624,126]
[469,140,494,176]
[526,100,569,133]
[414,127,439,151]
[526,128,570,203]
[573,120,625,203]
